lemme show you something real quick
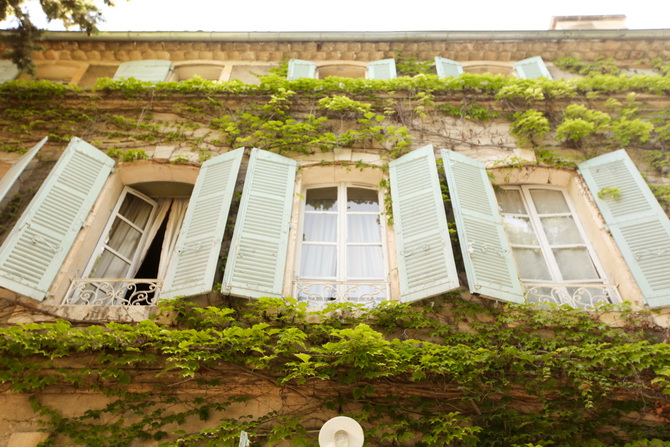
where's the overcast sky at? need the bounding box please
[2,0,669,32]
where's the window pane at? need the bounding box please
[512,248,551,281]
[553,248,599,281]
[118,193,153,228]
[502,215,538,245]
[107,219,143,259]
[347,246,384,278]
[300,245,337,278]
[540,216,583,245]
[348,215,381,242]
[347,187,379,212]
[496,189,526,214]
[305,187,338,211]
[88,250,131,278]
[303,214,337,242]
[529,189,570,214]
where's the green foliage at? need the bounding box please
[598,186,622,201]
[0,298,667,446]
[438,101,500,120]
[106,148,148,162]
[510,110,550,146]
[554,57,622,76]
[394,56,434,77]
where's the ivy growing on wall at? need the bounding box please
[0,297,669,446]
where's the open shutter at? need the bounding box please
[441,150,524,303]
[0,137,48,207]
[161,148,244,299]
[0,138,114,301]
[113,60,172,82]
[515,56,552,80]
[0,60,20,82]
[239,431,250,447]
[287,59,317,80]
[579,150,670,308]
[389,145,459,302]
[368,59,397,80]
[434,57,463,78]
[223,149,297,298]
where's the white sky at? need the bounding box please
[1,0,669,32]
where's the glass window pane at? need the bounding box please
[495,189,526,214]
[553,248,599,281]
[118,193,153,228]
[303,214,337,242]
[347,188,379,212]
[300,245,337,278]
[502,215,539,245]
[305,187,338,211]
[107,219,143,259]
[529,189,570,214]
[348,215,381,242]
[88,250,131,278]
[347,246,384,278]
[511,248,552,281]
[540,216,584,245]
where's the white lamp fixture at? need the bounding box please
[318,416,364,447]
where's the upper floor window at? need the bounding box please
[295,185,388,306]
[287,59,397,80]
[496,185,614,308]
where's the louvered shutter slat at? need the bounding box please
[441,150,524,303]
[0,137,48,206]
[515,56,552,80]
[0,138,114,301]
[161,148,244,299]
[368,59,397,80]
[223,149,297,298]
[287,59,317,80]
[389,145,459,302]
[113,60,172,82]
[434,57,464,78]
[579,150,670,308]
[0,61,20,83]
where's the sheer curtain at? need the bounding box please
[157,198,188,279]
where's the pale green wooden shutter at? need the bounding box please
[0,138,114,301]
[389,145,459,302]
[287,59,317,80]
[579,150,670,308]
[368,59,397,80]
[0,60,20,82]
[434,57,463,78]
[515,56,552,80]
[113,60,172,82]
[441,150,524,303]
[239,432,250,447]
[222,149,297,298]
[0,137,48,206]
[161,148,244,299]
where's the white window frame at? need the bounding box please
[498,184,619,308]
[81,186,158,281]
[293,182,390,305]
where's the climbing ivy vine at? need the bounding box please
[0,297,669,446]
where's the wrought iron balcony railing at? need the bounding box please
[523,282,620,309]
[64,279,163,306]
[294,281,389,307]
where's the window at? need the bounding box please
[496,186,617,308]
[113,60,173,82]
[287,59,397,80]
[294,185,388,305]
[65,187,189,306]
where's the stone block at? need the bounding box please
[7,432,49,447]
[86,51,102,61]
[128,50,143,60]
[141,50,156,59]
[153,146,174,161]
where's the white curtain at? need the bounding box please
[157,198,188,279]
